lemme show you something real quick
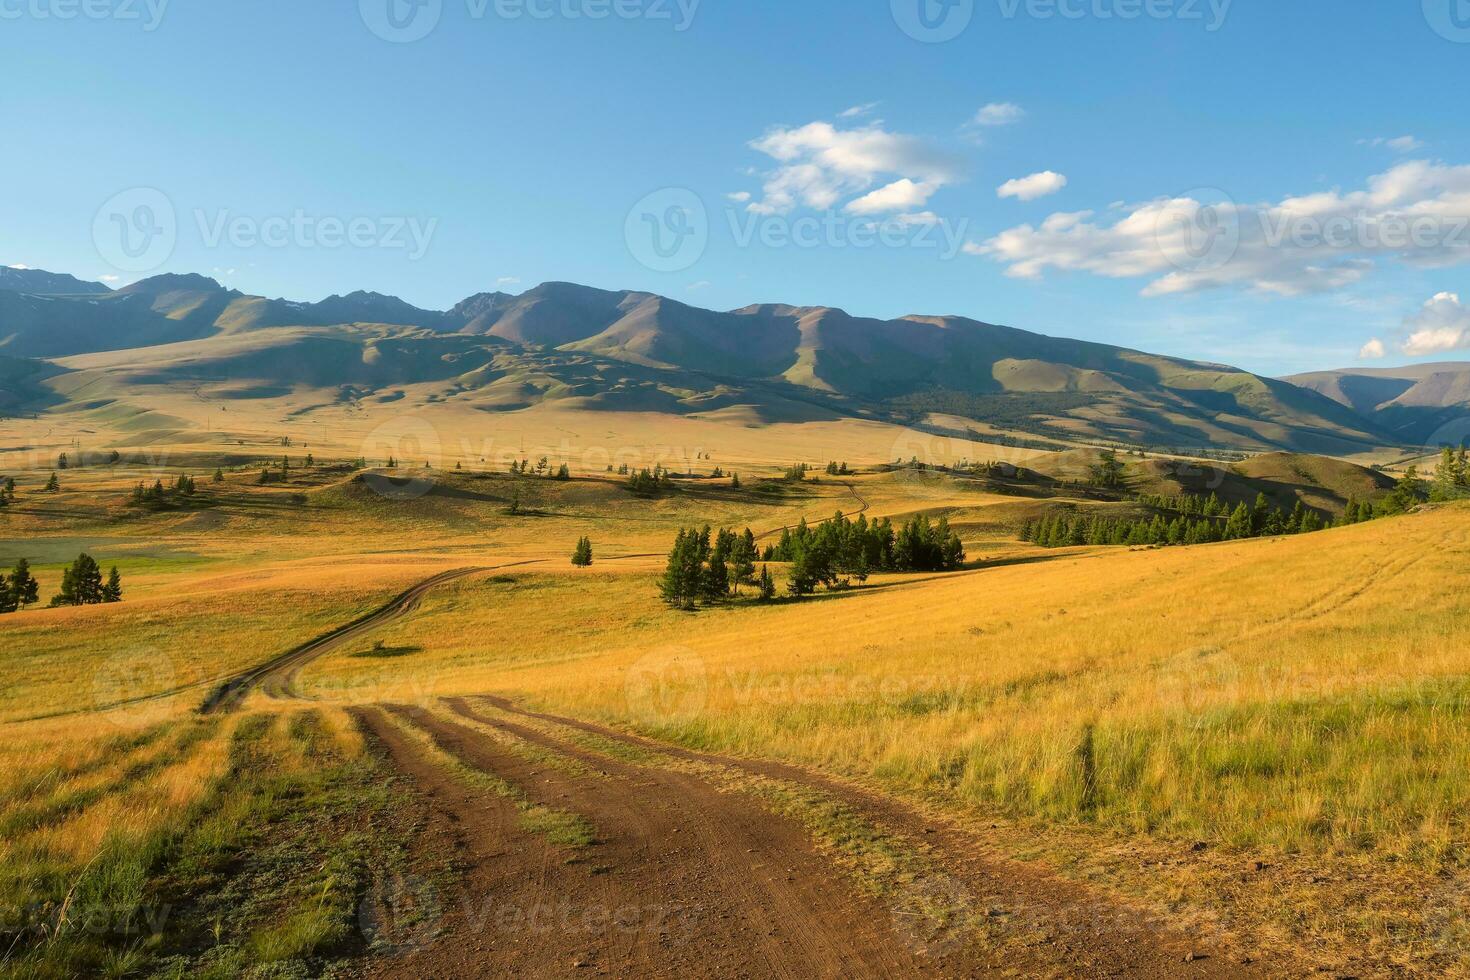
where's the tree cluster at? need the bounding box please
[1087,449,1125,489]
[658,526,762,609]
[824,461,851,476]
[763,512,965,595]
[1430,448,1470,502]
[0,559,39,614]
[48,554,122,607]
[571,537,593,567]
[132,474,198,506]
[628,466,674,497]
[1020,489,1395,550]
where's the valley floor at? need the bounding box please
[0,453,1465,977]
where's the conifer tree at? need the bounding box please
[44,472,60,492]
[102,567,123,603]
[51,553,103,606]
[571,537,593,567]
[8,558,39,609]
[758,565,776,601]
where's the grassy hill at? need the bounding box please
[1024,448,1394,514]
[1287,362,1470,445]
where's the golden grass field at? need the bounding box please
[1,402,1467,976]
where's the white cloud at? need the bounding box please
[726,191,752,203]
[746,120,960,216]
[1402,292,1470,355]
[971,103,1025,127]
[687,280,712,291]
[1361,135,1425,153]
[997,171,1068,202]
[845,178,939,214]
[1358,337,1386,359]
[496,276,521,288]
[6,263,29,270]
[100,275,121,282]
[839,102,881,119]
[973,160,1470,298]
[893,211,941,227]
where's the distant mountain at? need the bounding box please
[1285,363,1470,445]
[0,270,1395,453]
[0,266,110,296]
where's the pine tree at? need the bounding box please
[758,565,776,601]
[3,477,15,502]
[44,472,60,493]
[51,553,104,606]
[704,529,733,600]
[1223,502,1253,540]
[1431,447,1469,501]
[658,529,699,610]
[727,529,757,593]
[571,537,593,567]
[102,567,123,603]
[1389,465,1425,513]
[730,472,741,489]
[8,559,39,609]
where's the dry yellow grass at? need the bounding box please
[3,429,1464,973]
[295,501,1470,861]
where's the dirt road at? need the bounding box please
[198,566,493,713]
[351,696,1268,979]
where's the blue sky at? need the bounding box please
[2,0,1468,375]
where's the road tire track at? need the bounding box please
[198,566,497,714]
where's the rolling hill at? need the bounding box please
[0,269,1395,454]
[1286,363,1470,446]
[1027,448,1393,514]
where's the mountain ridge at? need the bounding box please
[0,267,1401,453]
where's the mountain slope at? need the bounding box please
[0,269,1393,453]
[1286,363,1470,445]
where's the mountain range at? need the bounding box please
[2,266,1463,454]
[1286,363,1470,445]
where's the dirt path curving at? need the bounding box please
[354,703,949,978]
[458,695,1274,979]
[198,566,498,714]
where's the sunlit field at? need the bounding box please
[3,436,1467,975]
